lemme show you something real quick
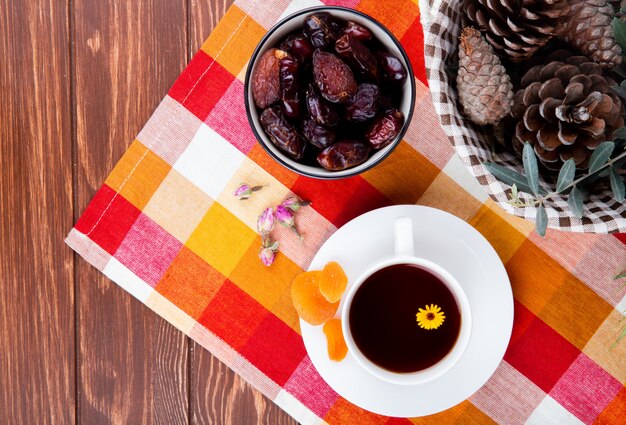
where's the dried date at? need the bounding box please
[253,11,409,172]
[306,84,340,126]
[378,92,394,111]
[280,34,314,65]
[377,51,407,85]
[343,21,372,42]
[312,50,357,103]
[335,34,379,81]
[279,55,302,119]
[303,12,340,49]
[317,141,371,171]
[303,118,336,149]
[366,108,405,150]
[260,106,305,160]
[251,48,282,109]
[345,83,379,122]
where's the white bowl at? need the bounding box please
[244,6,416,179]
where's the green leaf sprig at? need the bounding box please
[485,141,626,236]
[482,17,626,237]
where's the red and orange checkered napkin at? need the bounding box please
[66,0,626,423]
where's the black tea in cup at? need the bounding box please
[348,263,461,373]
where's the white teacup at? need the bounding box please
[341,217,472,385]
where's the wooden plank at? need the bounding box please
[189,0,233,60]
[73,1,190,423]
[0,0,75,424]
[188,1,298,423]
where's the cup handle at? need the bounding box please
[394,217,414,257]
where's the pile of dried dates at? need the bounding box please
[251,12,408,172]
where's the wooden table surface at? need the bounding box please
[0,0,297,423]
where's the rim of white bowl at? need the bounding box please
[244,6,416,180]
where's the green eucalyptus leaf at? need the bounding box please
[556,159,575,193]
[615,271,626,280]
[589,142,615,173]
[522,143,541,196]
[610,166,626,202]
[568,186,584,218]
[579,186,590,201]
[613,127,626,140]
[536,204,548,237]
[484,163,535,195]
[615,17,626,50]
[599,168,611,178]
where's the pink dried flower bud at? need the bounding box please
[234,183,263,200]
[259,240,279,267]
[275,204,295,227]
[282,196,311,212]
[259,247,275,266]
[234,184,251,198]
[257,208,275,234]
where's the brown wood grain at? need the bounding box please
[188,1,297,424]
[2,0,299,423]
[189,0,233,60]
[73,0,189,424]
[0,0,75,423]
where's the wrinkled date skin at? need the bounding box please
[346,83,379,122]
[252,48,281,109]
[303,12,340,49]
[312,50,357,104]
[317,141,371,171]
[366,108,405,150]
[306,84,340,126]
[378,92,395,111]
[343,21,372,42]
[303,118,336,149]
[260,106,305,160]
[280,34,314,65]
[335,34,379,81]
[279,55,302,119]
[377,51,407,85]
[253,12,408,172]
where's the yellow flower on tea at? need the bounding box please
[416,304,445,330]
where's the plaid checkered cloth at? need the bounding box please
[66,0,626,423]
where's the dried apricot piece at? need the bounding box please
[323,319,347,361]
[291,271,339,325]
[319,261,347,303]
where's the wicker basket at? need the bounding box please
[419,0,626,233]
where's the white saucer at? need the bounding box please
[301,205,513,417]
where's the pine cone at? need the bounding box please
[464,0,570,62]
[457,28,514,126]
[558,0,622,68]
[511,56,624,171]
